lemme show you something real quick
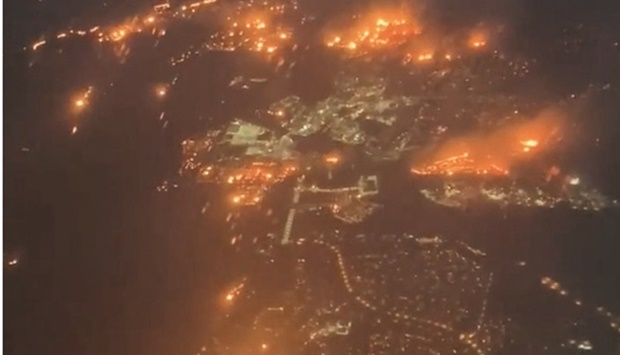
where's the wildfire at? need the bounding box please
[324,6,420,54]
[29,0,221,53]
[204,5,293,55]
[411,152,510,176]
[412,109,566,177]
[109,27,129,42]
[219,162,298,206]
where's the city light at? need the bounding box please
[72,87,94,112]
[156,85,168,98]
[469,30,488,49]
[417,53,433,62]
[223,281,245,304]
[325,155,340,164]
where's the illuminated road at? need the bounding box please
[299,238,487,355]
[281,187,300,244]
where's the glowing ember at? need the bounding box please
[521,139,539,148]
[417,53,433,62]
[325,156,340,164]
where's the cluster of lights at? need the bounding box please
[219,163,297,206]
[520,139,539,152]
[458,333,488,355]
[412,133,547,177]
[423,180,615,211]
[304,240,380,310]
[412,152,510,176]
[325,14,419,54]
[224,280,245,303]
[70,86,95,134]
[322,7,493,66]
[308,238,489,355]
[230,188,264,206]
[204,12,293,55]
[29,0,219,52]
[468,31,488,49]
[541,276,620,334]
[73,86,94,110]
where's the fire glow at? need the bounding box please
[412,109,566,176]
[324,6,421,54]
